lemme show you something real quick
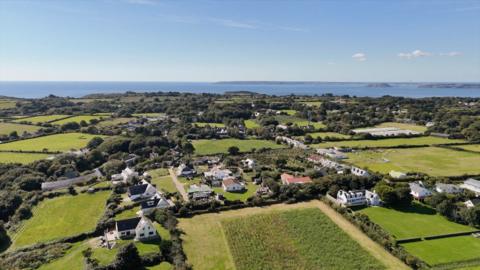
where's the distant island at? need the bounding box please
[418,83,480,89]
[366,83,392,88]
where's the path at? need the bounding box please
[315,200,410,270]
[169,167,189,201]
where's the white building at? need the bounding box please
[115,217,157,241]
[389,170,407,179]
[204,167,232,181]
[365,190,381,206]
[435,183,461,194]
[464,198,480,208]
[112,167,139,184]
[460,178,480,195]
[276,136,308,149]
[316,148,347,160]
[241,158,256,169]
[351,167,370,177]
[139,196,173,215]
[128,183,158,201]
[336,190,366,207]
[222,177,245,192]
[176,164,196,177]
[409,182,432,200]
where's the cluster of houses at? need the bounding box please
[276,136,308,149]
[409,179,480,208]
[308,153,369,177]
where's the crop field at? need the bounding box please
[347,147,480,176]
[13,114,72,124]
[192,139,285,155]
[302,131,351,139]
[0,122,41,135]
[11,191,110,249]
[194,122,225,127]
[402,236,480,266]
[213,182,258,201]
[0,133,107,152]
[312,136,464,149]
[0,152,49,164]
[457,144,480,153]
[359,203,476,240]
[50,115,106,125]
[374,122,428,133]
[96,117,133,127]
[244,119,260,128]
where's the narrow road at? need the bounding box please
[169,167,189,202]
[315,201,410,270]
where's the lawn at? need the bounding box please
[359,203,476,240]
[457,144,480,153]
[374,122,428,133]
[146,262,173,270]
[402,236,480,266]
[303,131,351,140]
[244,119,260,129]
[13,115,72,124]
[192,139,285,155]
[96,117,133,127]
[38,241,89,270]
[92,238,161,266]
[0,133,107,152]
[213,182,258,201]
[11,191,110,249]
[0,152,49,164]
[0,122,41,135]
[50,115,106,125]
[178,202,386,270]
[312,136,464,148]
[347,147,480,176]
[115,206,140,219]
[151,175,177,193]
[194,122,226,127]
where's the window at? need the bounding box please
[140,233,144,237]
[149,231,154,235]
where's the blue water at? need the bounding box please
[0,81,480,98]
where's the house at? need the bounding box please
[276,136,308,149]
[435,183,462,194]
[187,184,213,200]
[140,196,173,215]
[460,178,480,195]
[336,190,366,207]
[409,182,432,200]
[280,173,312,185]
[464,198,480,208]
[204,167,232,186]
[351,167,370,177]
[307,154,322,164]
[115,217,157,241]
[112,167,139,184]
[128,183,157,201]
[365,190,381,206]
[241,158,256,169]
[316,148,347,159]
[176,164,196,177]
[222,177,245,192]
[389,170,407,179]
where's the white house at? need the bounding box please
[460,178,480,195]
[128,183,158,201]
[389,170,407,179]
[464,198,480,208]
[115,217,157,241]
[409,182,432,200]
[241,158,256,169]
[112,167,139,184]
[435,183,462,194]
[139,196,173,215]
[222,177,245,192]
[176,164,196,177]
[365,190,381,206]
[336,190,366,207]
[316,148,347,160]
[351,167,370,177]
[204,167,232,186]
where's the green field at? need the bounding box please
[359,203,476,240]
[51,115,106,125]
[457,144,480,153]
[13,115,72,124]
[96,117,133,127]
[374,122,428,133]
[347,147,480,176]
[0,122,41,135]
[303,131,351,140]
[402,236,480,266]
[38,241,88,270]
[313,136,464,149]
[299,101,322,106]
[192,139,285,155]
[0,133,107,152]
[194,122,225,128]
[275,115,326,129]
[0,152,49,164]
[150,170,177,193]
[222,208,383,270]
[280,109,297,116]
[132,113,165,117]
[244,119,260,129]
[11,191,110,249]
[0,99,17,109]
[213,182,258,201]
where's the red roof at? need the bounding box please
[308,155,322,162]
[281,173,312,184]
[222,177,240,187]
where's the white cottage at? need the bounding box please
[222,177,245,192]
[112,167,139,184]
[351,167,370,177]
[409,182,432,200]
[128,183,158,201]
[115,217,157,241]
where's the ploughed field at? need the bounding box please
[0,133,106,152]
[312,136,464,149]
[191,138,285,155]
[346,147,480,176]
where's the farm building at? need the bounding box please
[276,136,308,149]
[41,169,102,191]
[280,173,312,185]
[460,178,480,195]
[409,182,432,200]
[435,183,462,194]
[128,183,157,201]
[222,177,245,192]
[114,216,157,241]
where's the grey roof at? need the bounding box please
[409,182,430,193]
[116,217,141,231]
[128,184,148,195]
[464,178,480,188]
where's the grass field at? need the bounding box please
[303,131,351,139]
[280,109,297,115]
[457,144,480,153]
[11,191,110,249]
[244,119,260,129]
[194,122,225,127]
[179,202,390,270]
[151,174,177,193]
[275,115,326,129]
[38,241,88,270]
[0,122,41,135]
[347,147,480,176]
[374,122,428,133]
[0,133,107,152]
[213,182,258,201]
[13,115,72,124]
[132,113,165,118]
[402,236,480,266]
[359,203,476,239]
[312,136,464,149]
[96,117,133,127]
[192,139,285,155]
[50,115,106,125]
[0,99,17,109]
[0,152,49,164]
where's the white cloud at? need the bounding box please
[398,49,432,59]
[439,51,462,57]
[352,53,367,62]
[209,18,257,29]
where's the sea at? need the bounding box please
[1,81,480,99]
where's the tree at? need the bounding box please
[275,158,287,169]
[9,131,18,139]
[0,222,11,252]
[112,243,142,270]
[87,137,104,149]
[61,122,80,131]
[227,146,240,155]
[375,184,397,205]
[183,142,195,155]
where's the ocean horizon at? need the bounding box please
[1,81,480,99]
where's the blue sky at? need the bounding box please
[0,0,479,82]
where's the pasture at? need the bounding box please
[303,131,350,140]
[347,147,480,176]
[191,139,285,155]
[402,236,480,266]
[149,169,177,193]
[244,119,260,129]
[38,241,88,270]
[359,203,476,239]
[457,144,480,153]
[280,109,297,115]
[374,122,428,133]
[275,115,326,129]
[0,133,106,152]
[194,122,225,128]
[0,152,49,164]
[11,191,110,249]
[13,115,72,124]
[50,115,106,125]
[312,136,464,148]
[179,201,392,270]
[0,99,17,109]
[96,117,133,127]
[0,122,41,135]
